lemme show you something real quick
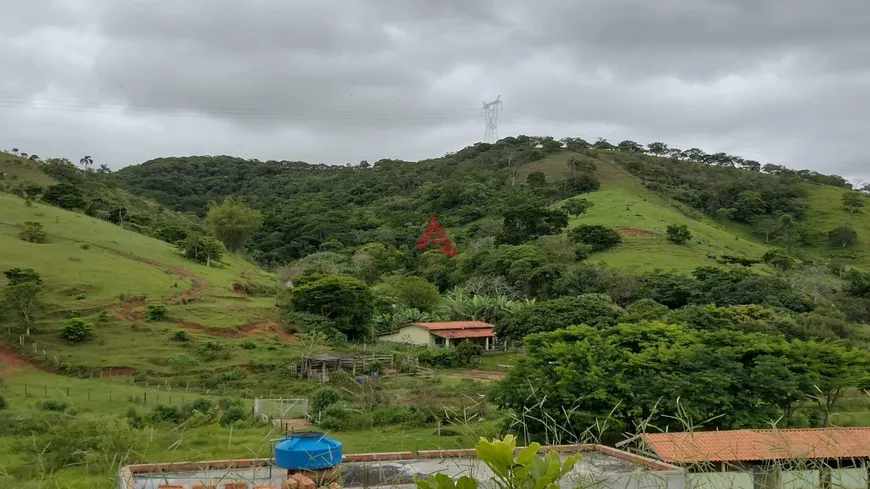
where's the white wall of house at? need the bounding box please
[377,325,435,347]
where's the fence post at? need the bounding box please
[144,392,147,404]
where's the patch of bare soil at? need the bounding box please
[444,369,507,381]
[615,227,657,237]
[0,343,24,377]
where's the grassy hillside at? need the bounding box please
[0,192,288,377]
[519,152,770,272]
[0,154,57,188]
[798,182,870,268]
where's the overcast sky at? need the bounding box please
[1,0,868,182]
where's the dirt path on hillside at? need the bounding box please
[0,343,24,377]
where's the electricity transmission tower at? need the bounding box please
[482,95,502,143]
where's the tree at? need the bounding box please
[178,233,225,266]
[841,192,865,213]
[288,275,374,340]
[560,173,600,195]
[526,172,546,187]
[592,137,614,150]
[646,142,669,156]
[499,205,568,245]
[495,294,622,340]
[60,318,95,343]
[375,275,441,313]
[665,224,692,244]
[617,140,644,153]
[205,197,263,252]
[42,183,86,210]
[561,198,593,218]
[18,221,47,243]
[754,217,781,243]
[828,225,857,248]
[4,268,42,286]
[2,282,43,326]
[567,225,622,251]
[794,341,870,426]
[79,156,93,170]
[762,249,796,271]
[844,270,870,298]
[566,157,597,174]
[791,266,839,304]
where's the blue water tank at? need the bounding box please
[275,431,343,470]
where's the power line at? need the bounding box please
[0,96,481,121]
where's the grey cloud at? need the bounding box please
[0,0,867,181]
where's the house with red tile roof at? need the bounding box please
[638,428,870,489]
[377,321,500,350]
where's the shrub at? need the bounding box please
[573,245,591,261]
[219,367,249,381]
[60,318,95,343]
[418,341,483,368]
[311,387,342,414]
[239,339,257,350]
[182,398,215,417]
[0,395,7,410]
[762,249,797,271]
[79,243,90,250]
[19,221,47,243]
[568,225,622,251]
[178,233,225,265]
[371,405,414,426]
[149,404,183,424]
[38,400,70,412]
[197,341,231,361]
[172,329,189,342]
[665,224,692,244]
[218,397,245,411]
[146,305,169,321]
[220,406,249,426]
[166,354,199,370]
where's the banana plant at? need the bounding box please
[475,435,580,489]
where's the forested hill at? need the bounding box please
[115,136,869,268]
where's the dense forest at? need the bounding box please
[113,136,865,266]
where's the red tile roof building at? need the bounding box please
[642,428,870,463]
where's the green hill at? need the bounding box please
[0,193,285,377]
[519,152,770,272]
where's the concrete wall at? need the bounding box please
[685,468,867,489]
[377,325,434,347]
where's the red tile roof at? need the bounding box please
[410,321,494,331]
[430,328,495,339]
[642,428,870,463]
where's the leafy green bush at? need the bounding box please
[197,341,231,361]
[371,405,414,426]
[37,399,70,412]
[220,406,249,426]
[0,395,7,410]
[146,305,169,321]
[148,404,183,424]
[418,340,483,368]
[166,353,199,370]
[568,225,622,251]
[19,221,47,243]
[219,367,249,381]
[60,317,95,343]
[239,339,257,350]
[172,329,189,342]
[178,233,225,265]
[311,387,342,414]
[665,224,692,244]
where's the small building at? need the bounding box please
[639,428,870,489]
[377,321,498,350]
